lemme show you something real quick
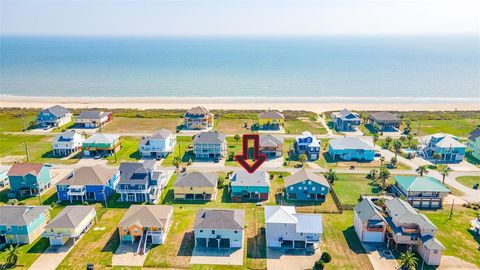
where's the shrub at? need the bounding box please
[7,199,19,205]
[321,251,332,263]
[313,260,324,270]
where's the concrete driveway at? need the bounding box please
[112,242,148,267]
[29,241,74,270]
[190,247,244,266]
[266,248,321,270]
[361,243,399,270]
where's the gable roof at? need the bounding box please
[295,214,323,234]
[118,162,151,185]
[265,206,297,224]
[53,131,82,143]
[118,205,173,228]
[8,163,45,177]
[140,129,173,146]
[258,110,284,119]
[174,172,217,187]
[260,134,284,148]
[468,128,480,141]
[76,110,110,119]
[334,109,360,120]
[384,198,437,231]
[394,176,450,193]
[329,137,376,151]
[185,106,211,116]
[83,133,119,144]
[284,169,330,187]
[369,112,400,122]
[46,205,95,229]
[41,105,70,118]
[435,136,466,149]
[0,205,49,226]
[194,209,245,230]
[354,198,384,223]
[231,171,270,187]
[421,235,446,250]
[58,166,117,186]
[193,131,226,144]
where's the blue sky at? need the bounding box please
[1,0,479,36]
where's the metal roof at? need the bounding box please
[394,176,450,193]
[328,137,376,151]
[41,105,70,117]
[295,214,323,234]
[193,131,226,144]
[83,133,120,144]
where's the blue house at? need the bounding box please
[230,171,270,202]
[56,166,119,203]
[36,105,72,128]
[328,137,376,161]
[331,109,361,131]
[7,163,52,197]
[419,133,466,163]
[294,131,321,160]
[285,169,330,201]
[0,205,50,244]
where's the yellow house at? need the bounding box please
[43,205,96,245]
[258,110,285,130]
[173,172,218,200]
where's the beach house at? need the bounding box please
[265,206,323,250]
[193,131,226,160]
[0,165,10,187]
[294,131,321,161]
[56,166,119,203]
[285,169,330,201]
[183,106,214,130]
[418,133,466,163]
[367,112,401,132]
[392,176,450,209]
[52,130,85,156]
[116,161,170,203]
[328,137,376,161]
[194,208,245,249]
[0,205,50,244]
[118,205,173,246]
[331,109,361,131]
[230,170,270,202]
[139,129,176,158]
[36,105,72,128]
[467,128,480,160]
[74,110,112,128]
[7,163,52,197]
[43,205,96,245]
[257,110,285,130]
[82,133,121,157]
[259,134,284,159]
[353,196,387,243]
[173,172,218,200]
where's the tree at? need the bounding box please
[433,152,442,165]
[406,133,414,148]
[440,166,452,184]
[298,154,307,166]
[384,136,393,149]
[399,250,418,270]
[6,245,20,266]
[372,133,379,146]
[234,134,241,144]
[325,169,337,184]
[379,156,385,168]
[416,165,429,176]
[379,167,390,189]
[399,135,407,143]
[372,122,381,133]
[390,156,397,168]
[392,140,402,159]
[172,156,181,169]
[368,169,379,180]
[403,120,412,135]
[217,176,225,189]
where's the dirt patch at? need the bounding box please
[438,256,479,270]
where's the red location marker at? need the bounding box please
[235,134,267,173]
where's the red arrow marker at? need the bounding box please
[235,134,267,173]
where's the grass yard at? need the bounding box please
[455,176,480,189]
[106,136,141,165]
[162,136,194,167]
[0,237,50,270]
[224,137,243,167]
[332,174,394,206]
[408,119,479,138]
[315,151,410,170]
[465,153,480,168]
[0,112,37,132]
[284,119,327,135]
[215,117,255,135]
[51,119,75,133]
[101,117,182,133]
[422,206,480,267]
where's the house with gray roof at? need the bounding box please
[353,196,387,243]
[265,206,323,250]
[36,105,72,128]
[467,128,480,160]
[257,110,285,130]
[74,110,112,128]
[328,137,376,161]
[285,169,330,201]
[184,106,214,130]
[52,130,85,156]
[230,171,270,201]
[331,109,361,131]
[0,205,50,244]
[392,175,450,209]
[194,209,245,248]
[193,131,227,160]
[139,129,176,158]
[173,172,218,200]
[368,112,401,131]
[418,133,466,163]
[43,205,96,245]
[259,134,284,159]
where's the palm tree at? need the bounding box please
[399,250,418,270]
[298,153,307,167]
[406,133,414,148]
[372,133,379,146]
[6,244,20,266]
[379,156,385,168]
[325,169,337,184]
[440,166,452,184]
[433,152,442,165]
[172,156,182,169]
[392,140,402,159]
[385,136,393,149]
[416,165,429,176]
[379,167,390,189]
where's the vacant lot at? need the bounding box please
[284,119,327,135]
[105,136,141,165]
[162,136,194,167]
[0,111,37,132]
[455,176,480,189]
[102,117,182,133]
[215,118,255,135]
[408,119,479,138]
[332,174,395,206]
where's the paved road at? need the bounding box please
[29,241,74,270]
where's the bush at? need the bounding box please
[313,260,324,270]
[7,199,19,205]
[321,251,332,263]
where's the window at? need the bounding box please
[433,250,438,254]
[211,230,215,234]
[303,187,307,190]
[298,186,302,190]
[312,187,316,191]
[200,230,203,233]
[300,233,303,236]
[234,231,238,234]
[308,181,311,185]
[289,187,293,191]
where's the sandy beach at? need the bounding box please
[1,95,479,112]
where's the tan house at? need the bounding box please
[259,134,284,159]
[173,172,218,200]
[43,205,96,245]
[184,106,214,130]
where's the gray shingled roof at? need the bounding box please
[284,168,330,187]
[354,198,384,223]
[384,198,437,231]
[76,110,110,119]
[0,206,49,226]
[369,112,400,122]
[141,129,173,145]
[468,128,480,141]
[334,109,359,120]
[41,105,70,118]
[231,170,270,187]
[174,172,218,187]
[46,205,95,229]
[260,134,284,147]
[258,110,285,119]
[328,137,376,151]
[421,235,446,250]
[185,106,211,116]
[118,205,173,228]
[193,131,226,144]
[118,162,150,185]
[58,166,117,186]
[194,209,245,230]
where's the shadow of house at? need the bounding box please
[128,150,141,160]
[342,227,368,255]
[221,187,232,203]
[41,150,56,159]
[247,227,267,259]
[161,189,175,205]
[177,231,194,257]
[182,151,195,163]
[26,238,50,254]
[101,229,120,254]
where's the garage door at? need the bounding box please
[208,238,218,248]
[420,200,431,208]
[294,241,306,248]
[219,238,230,248]
[50,237,65,246]
[363,231,383,243]
[281,240,293,248]
[412,200,421,207]
[196,238,207,247]
[431,201,440,208]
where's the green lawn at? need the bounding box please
[0,112,37,132]
[408,119,479,138]
[215,117,255,135]
[0,237,50,269]
[101,117,182,133]
[284,119,327,135]
[162,136,193,167]
[455,176,480,189]
[225,137,242,167]
[51,119,75,133]
[332,174,394,205]
[106,136,141,165]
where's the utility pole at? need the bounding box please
[449,199,455,219]
[21,113,26,132]
[24,141,30,162]
[417,119,421,135]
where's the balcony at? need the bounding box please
[116,187,152,194]
[67,186,86,196]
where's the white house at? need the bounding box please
[353,196,387,243]
[52,131,85,156]
[74,110,112,128]
[265,206,323,250]
[139,129,176,158]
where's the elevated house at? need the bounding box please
[259,134,284,159]
[173,172,218,200]
[230,170,270,202]
[116,161,170,204]
[368,112,401,132]
[52,130,85,156]
[82,133,121,157]
[194,208,245,249]
[265,206,323,250]
[328,137,376,161]
[193,131,226,160]
[257,110,285,130]
[467,128,480,160]
[331,109,361,131]
[418,133,466,163]
[294,131,321,161]
[0,205,50,244]
[7,163,52,197]
[284,169,330,201]
[183,106,214,130]
[471,216,480,236]
[0,165,10,187]
[139,129,176,158]
[118,205,173,246]
[353,196,387,243]
[392,176,450,209]
[56,166,119,203]
[74,110,112,128]
[43,205,96,245]
[36,105,72,128]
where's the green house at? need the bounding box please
[392,176,450,209]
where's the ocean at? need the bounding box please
[0,35,479,99]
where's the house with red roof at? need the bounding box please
[7,163,52,197]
